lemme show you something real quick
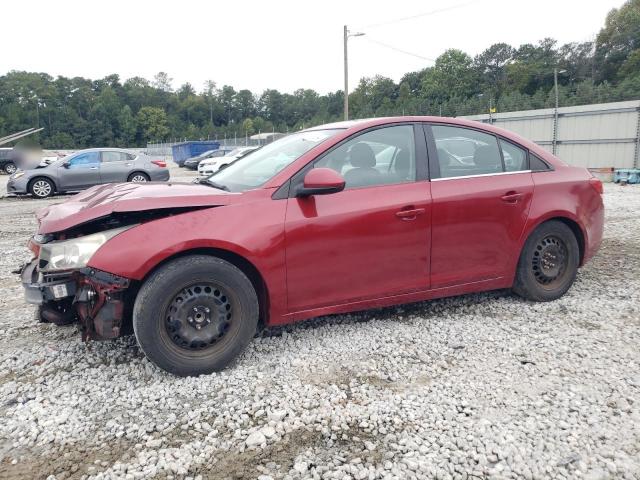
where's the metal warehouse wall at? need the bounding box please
[463,100,640,169]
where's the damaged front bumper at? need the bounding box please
[20,259,134,341]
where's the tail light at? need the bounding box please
[151,159,166,168]
[589,177,603,195]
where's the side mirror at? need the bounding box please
[296,168,345,197]
[62,160,71,168]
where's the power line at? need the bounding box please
[363,37,436,63]
[356,0,480,30]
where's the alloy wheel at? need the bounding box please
[130,174,148,183]
[32,180,52,197]
[5,163,17,175]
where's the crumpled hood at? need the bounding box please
[36,182,238,234]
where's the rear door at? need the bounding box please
[100,151,133,183]
[58,151,101,190]
[426,124,534,288]
[284,124,432,312]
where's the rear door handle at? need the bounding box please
[396,208,425,220]
[501,191,523,203]
[89,166,98,170]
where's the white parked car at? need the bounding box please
[198,147,259,176]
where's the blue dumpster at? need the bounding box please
[172,141,221,166]
[613,169,640,184]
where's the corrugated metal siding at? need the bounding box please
[462,100,640,169]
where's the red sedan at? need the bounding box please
[20,117,604,376]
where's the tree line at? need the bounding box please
[1,0,638,149]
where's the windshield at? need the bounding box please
[206,129,342,192]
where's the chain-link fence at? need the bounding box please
[146,133,286,158]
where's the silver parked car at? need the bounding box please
[7,148,170,198]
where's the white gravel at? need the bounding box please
[0,182,639,480]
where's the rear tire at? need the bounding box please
[513,220,579,302]
[29,177,55,198]
[128,172,150,182]
[133,255,259,376]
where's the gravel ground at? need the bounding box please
[0,173,638,480]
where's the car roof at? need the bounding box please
[70,147,138,154]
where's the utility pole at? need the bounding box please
[343,26,365,121]
[553,68,567,155]
[344,26,348,121]
[489,97,493,124]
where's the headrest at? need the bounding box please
[349,142,376,168]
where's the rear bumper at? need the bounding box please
[583,199,605,265]
[150,169,170,181]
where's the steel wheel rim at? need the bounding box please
[131,175,148,182]
[164,282,234,351]
[33,180,51,197]
[5,164,16,174]
[532,234,569,288]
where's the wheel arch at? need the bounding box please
[138,247,270,327]
[128,171,150,181]
[521,215,586,266]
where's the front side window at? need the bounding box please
[432,125,502,179]
[68,152,100,167]
[314,125,416,189]
[500,139,528,172]
[207,129,342,192]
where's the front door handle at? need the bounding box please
[396,207,425,220]
[501,191,523,203]
[89,166,98,170]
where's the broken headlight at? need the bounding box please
[38,226,133,272]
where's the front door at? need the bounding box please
[284,124,432,312]
[58,151,101,190]
[427,124,534,288]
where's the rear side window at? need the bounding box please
[102,151,129,163]
[530,153,551,171]
[126,152,137,160]
[500,140,528,172]
[432,125,502,179]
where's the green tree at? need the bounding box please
[136,106,169,142]
[595,0,640,81]
[422,49,477,102]
[117,105,137,146]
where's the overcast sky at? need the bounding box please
[2,0,623,95]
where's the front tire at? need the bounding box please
[513,220,579,302]
[29,177,55,198]
[133,255,259,376]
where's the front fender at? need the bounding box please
[87,200,288,318]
